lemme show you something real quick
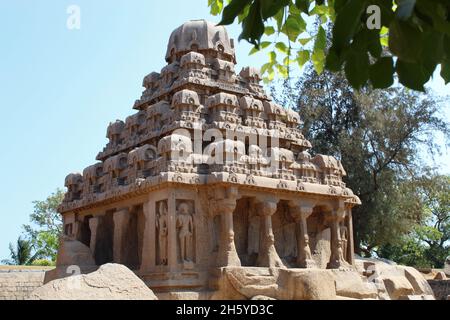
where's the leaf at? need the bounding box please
[396,0,416,20]
[289,3,301,16]
[238,4,251,23]
[295,0,310,13]
[325,47,343,71]
[445,35,450,59]
[281,14,306,42]
[249,47,259,55]
[310,4,329,16]
[219,0,252,25]
[332,0,367,52]
[297,49,310,67]
[379,26,390,48]
[269,51,277,63]
[389,19,423,63]
[209,0,224,16]
[265,26,276,36]
[261,41,271,49]
[283,56,294,66]
[345,51,370,89]
[275,42,289,54]
[239,1,265,46]
[369,57,394,88]
[396,59,429,91]
[268,67,275,80]
[420,31,443,67]
[277,64,289,78]
[440,60,450,84]
[274,7,285,30]
[352,28,382,58]
[312,49,326,74]
[371,0,395,26]
[261,0,290,20]
[260,62,272,74]
[314,25,327,51]
[298,37,312,46]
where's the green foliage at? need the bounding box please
[271,66,449,257]
[378,175,450,268]
[1,237,39,266]
[31,259,55,267]
[22,189,65,262]
[208,0,450,91]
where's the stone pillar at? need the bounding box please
[113,208,130,264]
[88,217,99,259]
[167,191,177,271]
[346,208,355,266]
[140,200,156,273]
[288,202,316,268]
[216,198,241,267]
[327,207,349,269]
[256,200,284,268]
[73,220,81,241]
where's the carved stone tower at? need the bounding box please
[57,20,361,295]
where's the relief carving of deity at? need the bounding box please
[156,201,168,265]
[176,202,194,264]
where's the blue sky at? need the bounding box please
[0,0,448,261]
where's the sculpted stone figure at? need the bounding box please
[176,202,194,263]
[156,201,168,265]
[340,225,348,262]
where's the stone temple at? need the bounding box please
[55,20,363,299]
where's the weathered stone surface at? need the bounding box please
[355,257,435,300]
[279,269,336,300]
[44,238,97,284]
[311,228,331,269]
[434,271,447,280]
[332,270,378,299]
[211,267,337,300]
[428,279,450,300]
[222,267,279,299]
[30,264,157,300]
[0,268,48,300]
[383,276,415,299]
[401,266,435,296]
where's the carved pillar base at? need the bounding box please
[216,199,241,267]
[289,201,317,269]
[327,208,351,270]
[256,200,284,268]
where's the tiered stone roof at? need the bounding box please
[60,20,360,214]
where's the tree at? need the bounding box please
[379,174,450,268]
[22,189,65,262]
[271,65,449,255]
[208,0,450,91]
[1,237,39,266]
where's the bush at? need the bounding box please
[31,259,55,267]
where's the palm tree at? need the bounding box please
[1,237,39,265]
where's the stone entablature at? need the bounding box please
[57,20,361,292]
